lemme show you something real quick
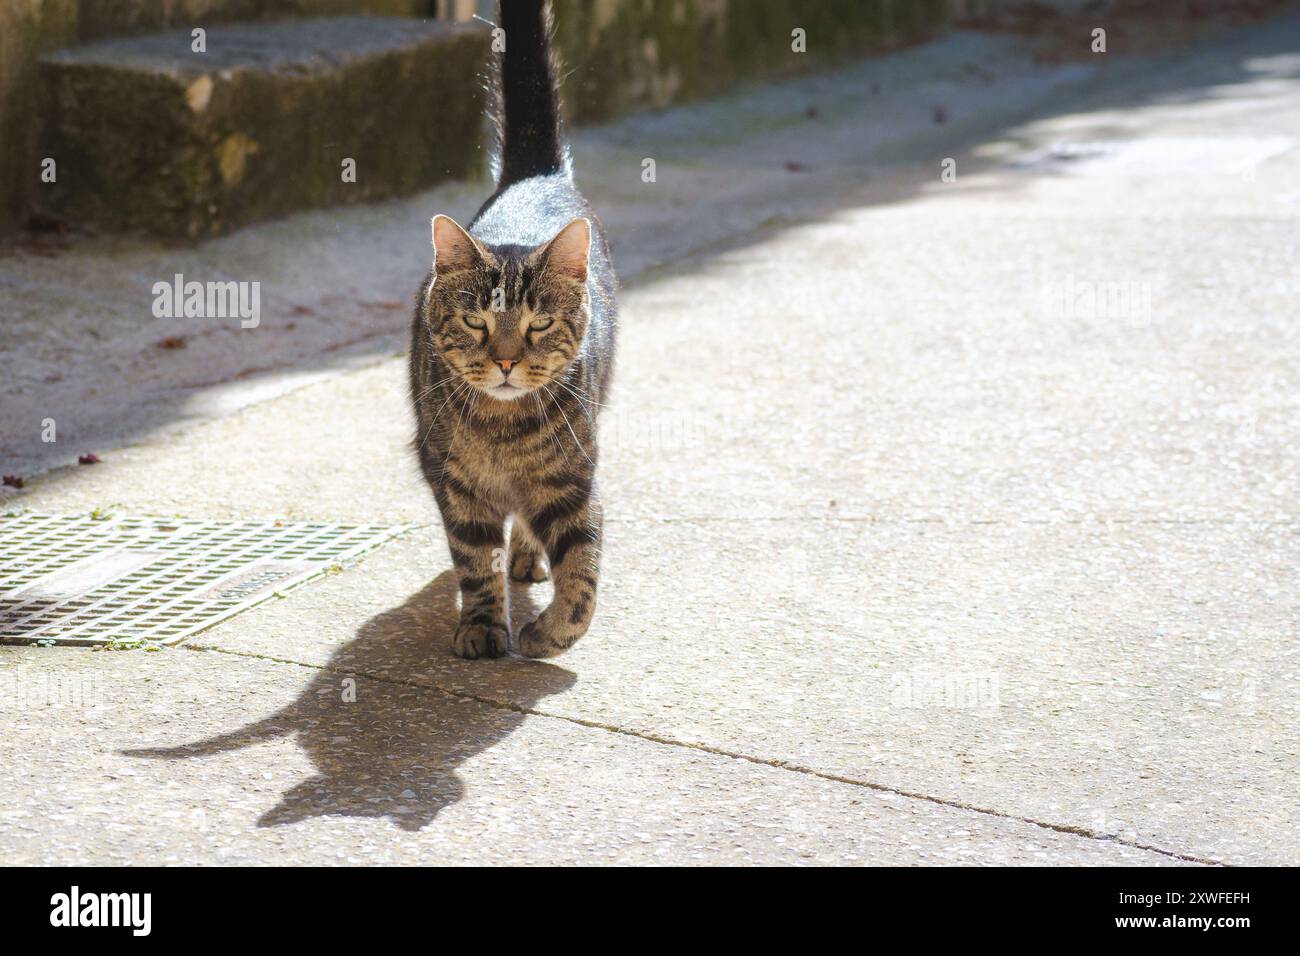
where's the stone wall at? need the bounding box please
[39,17,487,237]
[1,0,431,233]
[1,0,985,235]
[551,0,962,124]
[0,0,79,233]
[75,1,428,40]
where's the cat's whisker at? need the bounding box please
[439,381,477,483]
[533,389,566,464]
[551,376,606,412]
[431,379,470,426]
[542,383,594,467]
[420,379,475,454]
[412,372,460,405]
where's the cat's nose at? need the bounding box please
[496,359,518,375]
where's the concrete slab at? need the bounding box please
[0,646,1179,865]
[174,516,1295,865]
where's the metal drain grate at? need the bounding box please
[0,512,412,646]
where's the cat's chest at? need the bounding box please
[452,427,541,503]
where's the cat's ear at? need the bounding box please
[431,215,484,276]
[540,218,591,284]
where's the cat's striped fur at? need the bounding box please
[409,0,617,659]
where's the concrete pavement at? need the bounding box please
[3,18,1299,864]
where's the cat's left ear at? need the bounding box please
[541,218,591,284]
[431,214,484,276]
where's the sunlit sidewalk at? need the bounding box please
[3,13,1299,864]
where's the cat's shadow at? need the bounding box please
[123,570,575,831]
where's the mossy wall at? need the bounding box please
[3,0,975,236]
[0,0,80,233]
[39,18,487,237]
[552,0,954,123]
[75,1,429,41]
[0,0,430,234]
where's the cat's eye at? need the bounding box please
[528,317,554,332]
[462,314,487,330]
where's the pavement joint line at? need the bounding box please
[4,512,1296,528]
[608,515,1300,522]
[180,641,1224,866]
[609,515,1300,527]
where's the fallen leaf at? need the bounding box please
[26,213,70,235]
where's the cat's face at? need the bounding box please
[424,215,591,403]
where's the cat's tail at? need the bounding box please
[491,0,569,186]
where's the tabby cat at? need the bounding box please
[409,0,617,659]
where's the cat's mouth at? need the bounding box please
[484,382,528,401]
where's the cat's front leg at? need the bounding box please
[518,489,602,658]
[508,522,549,583]
[436,479,509,659]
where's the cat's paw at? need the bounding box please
[518,613,579,659]
[510,550,549,584]
[451,621,509,659]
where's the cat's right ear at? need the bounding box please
[431,215,483,278]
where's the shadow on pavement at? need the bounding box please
[122,570,576,830]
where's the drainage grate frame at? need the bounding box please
[0,512,413,646]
